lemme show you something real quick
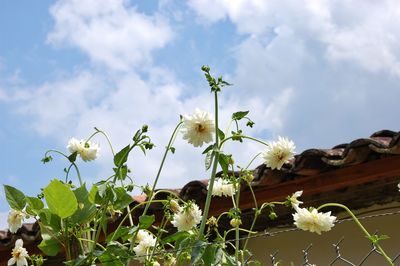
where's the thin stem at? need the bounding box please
[142,121,183,216]
[243,185,259,251]
[244,152,262,171]
[318,203,393,266]
[219,135,269,149]
[234,184,241,262]
[89,128,116,156]
[199,91,220,237]
[45,149,83,185]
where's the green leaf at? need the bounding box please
[105,226,131,243]
[89,185,103,204]
[38,209,61,231]
[232,111,249,121]
[203,244,218,266]
[26,196,44,210]
[170,146,176,154]
[218,153,231,174]
[190,240,206,265]
[113,187,133,210]
[202,144,215,154]
[25,196,44,215]
[217,128,225,141]
[71,185,96,224]
[139,215,155,229]
[114,145,131,167]
[4,185,26,210]
[161,231,190,245]
[205,150,214,171]
[43,179,78,219]
[38,227,61,256]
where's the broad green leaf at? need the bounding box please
[38,209,61,231]
[190,240,206,265]
[139,215,155,229]
[4,185,26,210]
[43,179,78,219]
[203,244,218,266]
[113,187,133,210]
[38,227,61,256]
[25,196,44,215]
[114,145,131,167]
[89,185,102,204]
[26,196,44,210]
[71,185,96,224]
[232,111,249,121]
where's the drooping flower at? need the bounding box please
[171,202,203,231]
[262,136,295,170]
[7,210,25,234]
[288,190,303,209]
[67,138,100,162]
[8,239,29,266]
[209,178,236,197]
[181,109,215,147]
[293,207,336,235]
[133,230,157,261]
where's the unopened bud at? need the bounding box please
[230,218,242,228]
[243,172,254,183]
[169,200,180,213]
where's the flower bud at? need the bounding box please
[169,200,180,214]
[243,172,254,183]
[230,218,242,228]
[206,216,218,230]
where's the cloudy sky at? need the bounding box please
[1,0,400,229]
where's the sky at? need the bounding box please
[1,0,400,229]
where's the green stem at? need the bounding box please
[234,184,241,262]
[88,128,116,156]
[243,185,259,251]
[219,135,269,149]
[318,203,393,266]
[142,121,183,216]
[45,149,83,186]
[199,91,220,237]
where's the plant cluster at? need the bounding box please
[4,67,394,266]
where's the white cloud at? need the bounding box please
[48,0,174,71]
[188,0,400,76]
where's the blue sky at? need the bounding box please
[1,0,400,229]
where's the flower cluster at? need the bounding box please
[171,202,203,231]
[67,138,100,161]
[7,210,25,234]
[133,230,157,262]
[209,178,236,197]
[262,136,295,170]
[8,239,29,266]
[293,207,336,235]
[181,108,215,147]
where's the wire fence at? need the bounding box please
[269,237,400,266]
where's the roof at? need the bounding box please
[2,129,400,262]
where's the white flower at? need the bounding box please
[293,207,336,235]
[209,178,236,197]
[262,136,295,170]
[398,182,400,192]
[7,210,25,234]
[289,191,303,209]
[171,202,203,231]
[67,138,100,162]
[8,239,29,266]
[133,230,156,261]
[182,108,215,147]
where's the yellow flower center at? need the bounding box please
[195,123,206,133]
